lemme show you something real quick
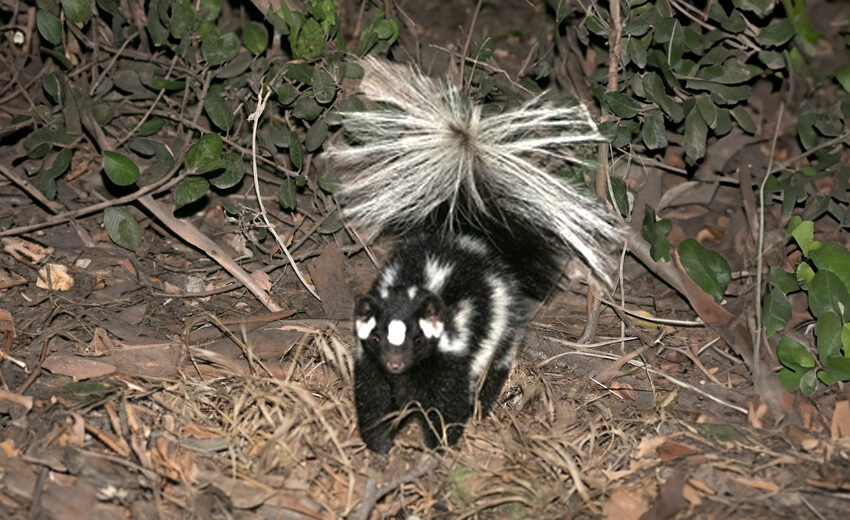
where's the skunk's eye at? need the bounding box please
[413,335,424,346]
[370,334,381,345]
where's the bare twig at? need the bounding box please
[248,85,320,301]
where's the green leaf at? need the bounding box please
[678,239,731,302]
[797,114,817,150]
[208,153,244,189]
[292,95,322,121]
[312,69,336,104]
[204,89,234,132]
[138,117,165,136]
[769,267,799,294]
[174,177,210,209]
[641,109,667,149]
[92,101,114,125]
[816,312,843,364]
[202,32,239,66]
[42,73,64,104]
[318,211,343,234]
[37,148,73,199]
[699,59,760,84]
[627,38,648,69]
[289,130,303,170]
[285,63,314,84]
[292,17,324,60]
[695,96,718,128]
[186,133,223,174]
[641,205,672,262]
[170,0,195,40]
[809,242,850,290]
[836,65,850,93]
[150,77,186,91]
[277,83,299,105]
[756,19,795,47]
[37,10,63,45]
[103,207,142,251]
[685,80,749,105]
[777,367,807,392]
[763,289,791,336]
[777,337,816,369]
[304,119,328,152]
[146,3,169,46]
[809,270,850,319]
[279,177,297,210]
[758,50,785,70]
[61,0,92,24]
[608,177,629,217]
[243,22,268,54]
[789,217,815,256]
[604,91,641,119]
[823,356,850,382]
[317,169,338,193]
[797,262,815,285]
[642,72,684,122]
[585,16,607,36]
[102,151,140,186]
[799,369,818,395]
[683,109,707,161]
[731,106,756,134]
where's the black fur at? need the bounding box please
[354,233,527,452]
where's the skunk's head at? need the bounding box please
[354,289,445,374]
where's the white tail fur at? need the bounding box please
[328,57,622,281]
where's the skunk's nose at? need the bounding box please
[384,356,406,374]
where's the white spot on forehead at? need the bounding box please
[438,299,474,355]
[387,320,406,346]
[471,275,511,378]
[456,234,489,255]
[355,317,376,340]
[419,317,444,339]
[423,256,453,294]
[407,286,418,299]
[377,263,398,299]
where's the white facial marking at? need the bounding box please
[355,317,376,340]
[407,286,418,299]
[438,299,474,355]
[387,320,406,346]
[377,263,398,299]
[419,318,444,339]
[470,275,510,378]
[456,234,489,255]
[424,256,453,294]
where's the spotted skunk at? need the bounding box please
[328,58,621,453]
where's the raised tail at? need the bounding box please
[328,57,623,287]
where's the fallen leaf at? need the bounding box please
[603,488,650,520]
[729,475,780,492]
[42,353,117,380]
[251,270,272,292]
[830,401,850,440]
[635,435,667,459]
[36,264,74,291]
[0,439,20,457]
[1,237,53,264]
[658,441,699,461]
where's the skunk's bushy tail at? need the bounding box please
[329,57,622,287]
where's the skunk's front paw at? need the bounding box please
[361,426,394,454]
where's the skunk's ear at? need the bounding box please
[417,293,443,320]
[355,295,378,319]
[417,293,444,339]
